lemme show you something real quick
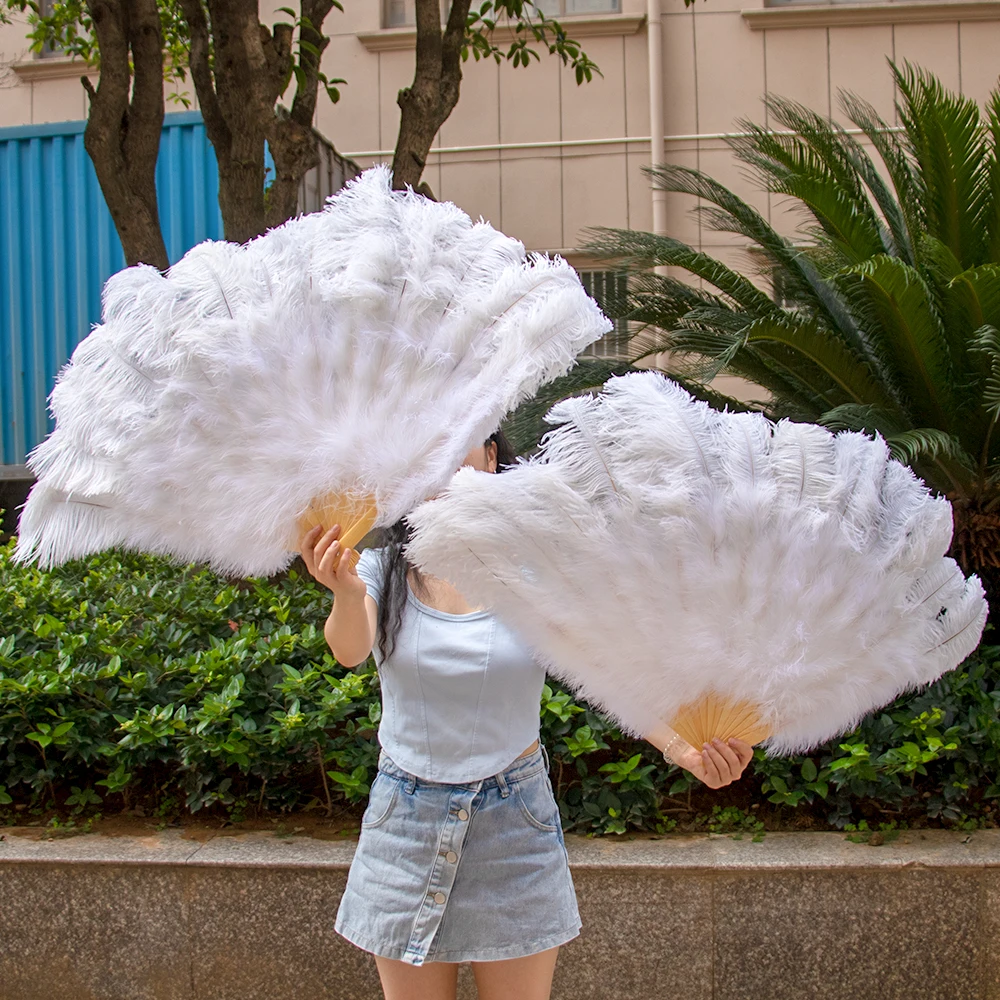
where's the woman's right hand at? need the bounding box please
[301,524,368,601]
[672,737,754,789]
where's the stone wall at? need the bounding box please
[0,830,997,1000]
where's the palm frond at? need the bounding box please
[971,324,1000,421]
[986,91,1000,264]
[948,264,1000,332]
[728,101,889,266]
[884,427,976,467]
[503,359,638,455]
[673,315,877,416]
[839,89,923,264]
[892,61,991,268]
[818,402,906,436]
[836,122,914,265]
[622,277,727,327]
[836,255,955,428]
[944,264,1000,406]
[583,228,779,316]
[645,162,871,352]
[685,201,877,364]
[740,314,903,413]
[639,315,841,417]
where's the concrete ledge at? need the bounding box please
[357,13,646,51]
[1,830,997,999]
[742,0,1000,30]
[11,56,98,82]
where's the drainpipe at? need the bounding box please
[648,0,667,237]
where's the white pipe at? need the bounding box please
[344,136,653,158]
[647,0,666,237]
[342,126,906,160]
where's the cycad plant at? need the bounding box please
[574,62,1000,609]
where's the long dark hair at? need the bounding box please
[374,430,515,661]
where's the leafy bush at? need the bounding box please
[1,538,998,833]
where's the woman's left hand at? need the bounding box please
[672,737,754,789]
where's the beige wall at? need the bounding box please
[3,0,1000,266]
[311,0,1000,268]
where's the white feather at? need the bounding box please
[406,371,988,754]
[16,167,611,576]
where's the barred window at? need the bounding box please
[580,270,630,359]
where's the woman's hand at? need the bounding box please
[300,524,368,601]
[672,737,754,789]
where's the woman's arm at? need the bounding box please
[301,525,378,668]
[645,721,754,789]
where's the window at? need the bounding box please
[535,0,620,13]
[37,0,64,58]
[384,0,415,27]
[579,270,630,359]
[763,0,876,6]
[384,0,619,29]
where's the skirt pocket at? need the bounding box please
[361,771,401,829]
[513,769,561,832]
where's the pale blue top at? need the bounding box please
[355,547,545,783]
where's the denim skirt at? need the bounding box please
[335,745,581,965]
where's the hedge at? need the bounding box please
[1,537,998,834]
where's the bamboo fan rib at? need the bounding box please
[16,167,610,577]
[669,694,771,750]
[406,372,988,755]
[293,494,379,569]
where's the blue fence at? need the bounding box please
[0,111,224,466]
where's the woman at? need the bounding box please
[301,432,753,1000]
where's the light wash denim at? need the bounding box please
[355,546,546,783]
[335,746,581,964]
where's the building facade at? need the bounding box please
[3,0,999,275]
[1,0,999,420]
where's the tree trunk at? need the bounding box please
[83,0,168,269]
[391,0,471,192]
[179,0,335,243]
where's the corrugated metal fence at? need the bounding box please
[0,110,358,467]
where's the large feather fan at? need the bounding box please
[406,372,988,754]
[16,167,610,576]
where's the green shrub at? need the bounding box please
[1,538,998,833]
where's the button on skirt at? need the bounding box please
[335,746,581,965]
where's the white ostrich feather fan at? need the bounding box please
[406,371,988,754]
[16,167,610,576]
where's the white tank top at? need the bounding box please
[354,547,545,783]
